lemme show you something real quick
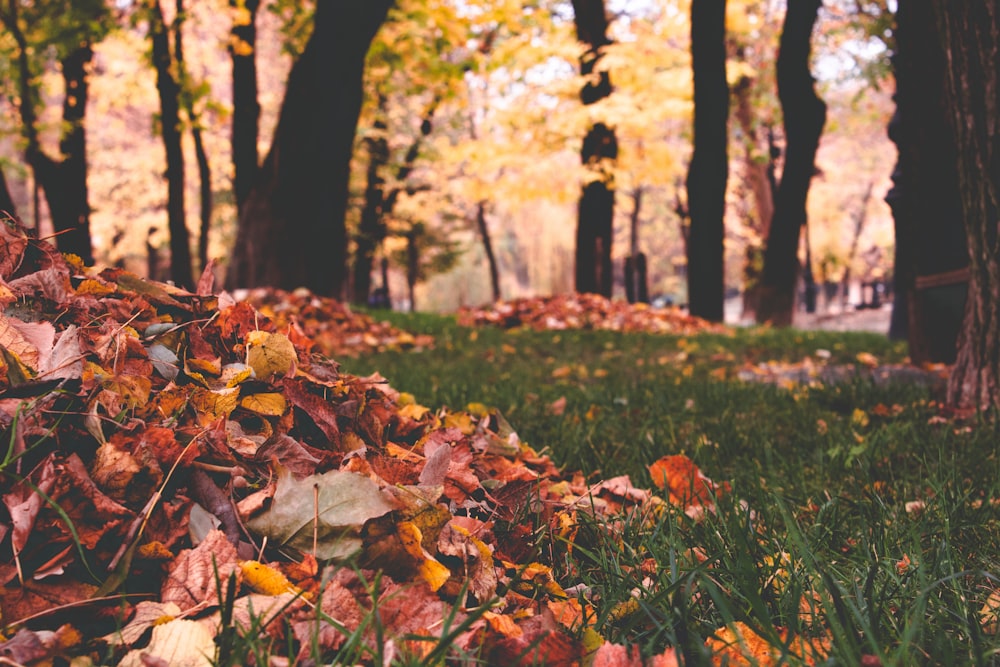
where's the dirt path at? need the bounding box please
[793,305,892,333]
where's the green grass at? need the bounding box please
[336,310,1000,665]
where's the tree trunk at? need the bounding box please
[230,0,259,215]
[174,0,213,275]
[4,1,94,263]
[149,0,194,289]
[226,1,392,298]
[476,201,501,303]
[352,97,437,305]
[625,187,649,304]
[756,0,827,326]
[0,166,15,220]
[888,1,969,362]
[572,0,616,297]
[733,77,776,321]
[406,226,420,312]
[353,103,389,306]
[840,181,874,311]
[931,2,1000,409]
[685,0,728,322]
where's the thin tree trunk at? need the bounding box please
[3,1,94,263]
[685,0,728,322]
[625,186,649,304]
[406,226,419,312]
[193,128,212,273]
[230,0,259,215]
[572,0,616,297]
[150,0,193,288]
[476,201,501,303]
[352,97,438,305]
[174,0,213,274]
[353,100,389,306]
[756,0,826,326]
[839,181,874,311]
[0,166,15,220]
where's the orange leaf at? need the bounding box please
[647,454,729,508]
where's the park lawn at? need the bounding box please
[340,310,1000,665]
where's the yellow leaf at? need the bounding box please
[443,411,475,434]
[245,331,297,381]
[75,278,116,296]
[856,351,879,367]
[398,521,449,592]
[240,560,301,596]
[240,392,287,416]
[105,375,152,409]
[191,387,240,424]
[186,357,221,377]
[465,402,490,417]
[399,403,431,420]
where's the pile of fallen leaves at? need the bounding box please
[456,293,729,335]
[0,220,825,665]
[239,287,434,358]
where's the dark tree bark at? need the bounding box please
[149,0,194,288]
[353,101,390,306]
[174,0,213,274]
[406,225,420,312]
[625,186,649,304]
[756,0,827,326]
[930,2,1000,409]
[226,1,392,298]
[572,0,616,297]
[3,1,94,263]
[685,0,728,322]
[0,166,15,220]
[230,0,259,215]
[475,201,501,303]
[352,97,437,305]
[887,1,968,363]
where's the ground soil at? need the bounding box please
[793,304,893,333]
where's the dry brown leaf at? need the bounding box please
[3,455,57,557]
[161,529,239,612]
[0,314,42,370]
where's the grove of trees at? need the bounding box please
[3,0,999,405]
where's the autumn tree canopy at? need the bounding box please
[0,1,898,318]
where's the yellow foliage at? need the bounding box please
[240,560,302,597]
